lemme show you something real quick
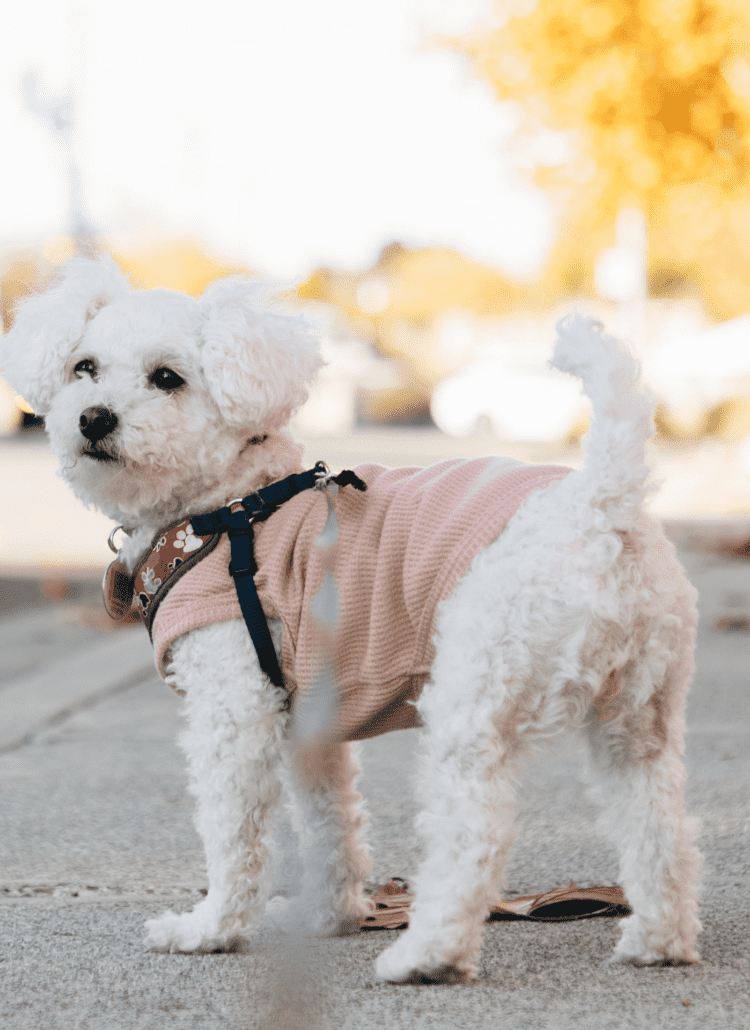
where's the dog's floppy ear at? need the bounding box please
[199,277,324,430]
[0,255,131,415]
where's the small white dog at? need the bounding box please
[1,257,702,982]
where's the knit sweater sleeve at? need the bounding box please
[151,536,242,678]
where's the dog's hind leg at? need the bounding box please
[375,694,519,982]
[375,606,523,983]
[145,620,288,953]
[586,636,702,966]
[266,741,374,935]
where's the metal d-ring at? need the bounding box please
[228,492,264,512]
[107,525,128,554]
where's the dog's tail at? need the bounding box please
[550,314,655,530]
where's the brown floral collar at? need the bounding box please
[103,517,222,636]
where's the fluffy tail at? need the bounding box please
[550,314,655,529]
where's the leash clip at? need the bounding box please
[313,460,334,490]
[108,525,128,554]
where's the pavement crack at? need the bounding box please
[2,884,208,899]
[0,663,155,755]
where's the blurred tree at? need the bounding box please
[110,239,249,296]
[1,254,50,333]
[1,253,52,429]
[461,0,750,319]
[300,243,525,327]
[299,242,529,422]
[1,239,249,331]
[300,244,525,370]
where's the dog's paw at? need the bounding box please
[264,895,304,932]
[609,918,700,967]
[608,946,700,968]
[375,938,473,984]
[144,906,246,953]
[265,893,373,936]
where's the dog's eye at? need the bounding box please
[150,367,185,392]
[74,359,97,380]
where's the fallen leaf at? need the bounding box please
[492,882,631,922]
[359,880,630,929]
[715,614,750,631]
[360,879,412,930]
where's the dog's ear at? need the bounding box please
[0,255,131,415]
[198,277,324,430]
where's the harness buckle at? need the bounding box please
[230,492,265,515]
[228,564,253,578]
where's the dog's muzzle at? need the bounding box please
[79,406,118,442]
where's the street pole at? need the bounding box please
[594,207,648,355]
[616,207,648,355]
[21,71,97,257]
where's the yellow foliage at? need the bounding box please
[536,173,750,320]
[110,239,250,296]
[299,244,528,391]
[299,244,525,325]
[1,254,54,332]
[460,0,750,318]
[380,247,525,322]
[298,266,362,320]
[654,402,711,439]
[2,238,251,337]
[357,382,432,425]
[42,236,77,265]
[705,394,750,440]
[465,0,750,217]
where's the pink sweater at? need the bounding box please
[153,458,570,740]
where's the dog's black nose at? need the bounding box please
[79,406,118,442]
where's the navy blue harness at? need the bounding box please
[190,463,366,687]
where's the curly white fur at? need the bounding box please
[0,265,702,980]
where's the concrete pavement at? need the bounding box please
[1,542,749,1029]
[1,428,750,1028]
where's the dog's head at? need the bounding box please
[0,256,323,522]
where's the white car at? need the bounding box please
[431,360,585,442]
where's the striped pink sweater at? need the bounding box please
[153,458,570,740]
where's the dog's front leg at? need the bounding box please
[145,621,288,953]
[266,741,374,935]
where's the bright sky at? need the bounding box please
[0,0,553,280]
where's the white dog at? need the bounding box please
[1,257,702,982]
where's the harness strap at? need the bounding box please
[113,464,366,689]
[188,463,366,689]
[227,515,284,687]
[190,465,325,535]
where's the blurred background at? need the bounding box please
[3,0,750,595]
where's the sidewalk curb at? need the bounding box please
[0,629,155,753]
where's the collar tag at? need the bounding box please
[102,557,136,620]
